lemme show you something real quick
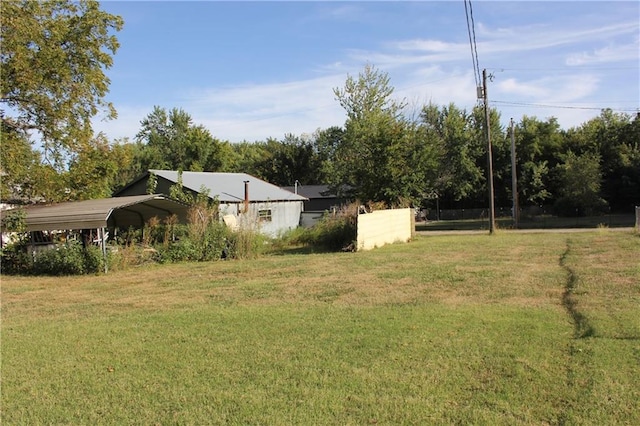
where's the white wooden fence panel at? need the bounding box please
[356,208,412,251]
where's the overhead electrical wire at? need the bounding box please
[489,66,640,72]
[492,100,638,112]
[464,0,482,90]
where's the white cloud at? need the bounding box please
[566,39,640,65]
[181,74,349,142]
[94,75,349,143]
[393,39,463,53]
[478,21,638,54]
[95,10,637,143]
[463,21,640,82]
[495,74,599,103]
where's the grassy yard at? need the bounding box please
[2,231,639,424]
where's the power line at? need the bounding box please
[464,0,482,89]
[488,66,639,72]
[468,0,481,85]
[492,100,638,112]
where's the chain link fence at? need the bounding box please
[418,206,637,230]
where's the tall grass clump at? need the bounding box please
[293,203,358,251]
[156,198,227,263]
[154,194,264,263]
[226,226,266,259]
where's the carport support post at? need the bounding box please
[100,227,108,273]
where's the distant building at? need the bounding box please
[280,184,351,228]
[280,184,348,212]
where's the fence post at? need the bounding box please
[636,206,639,230]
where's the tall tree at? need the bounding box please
[252,134,324,186]
[0,120,58,202]
[330,64,434,206]
[420,103,485,208]
[514,116,563,207]
[1,0,123,169]
[469,104,508,207]
[565,109,640,211]
[65,133,133,201]
[134,106,227,173]
[554,151,607,216]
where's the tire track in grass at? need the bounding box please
[558,238,595,425]
[560,239,595,339]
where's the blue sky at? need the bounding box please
[94,1,640,143]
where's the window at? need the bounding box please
[258,209,272,222]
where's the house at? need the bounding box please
[280,184,347,212]
[280,184,350,228]
[115,170,307,237]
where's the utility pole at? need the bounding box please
[482,69,496,234]
[510,118,519,228]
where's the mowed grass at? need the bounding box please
[2,231,639,424]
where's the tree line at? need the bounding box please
[2,1,639,217]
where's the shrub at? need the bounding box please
[0,241,33,275]
[553,196,608,217]
[84,245,107,273]
[154,221,229,263]
[156,238,198,263]
[32,241,87,276]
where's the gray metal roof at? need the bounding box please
[1,194,190,232]
[281,185,336,199]
[150,170,307,203]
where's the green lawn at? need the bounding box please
[2,231,639,424]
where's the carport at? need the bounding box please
[1,194,190,272]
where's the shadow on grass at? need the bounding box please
[266,244,339,256]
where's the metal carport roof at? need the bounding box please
[1,194,190,232]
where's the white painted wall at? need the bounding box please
[356,208,413,251]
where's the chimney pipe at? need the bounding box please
[243,180,249,213]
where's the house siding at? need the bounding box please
[220,201,302,237]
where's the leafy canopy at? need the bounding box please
[329,64,439,207]
[1,0,123,168]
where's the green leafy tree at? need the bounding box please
[225,141,270,176]
[565,109,640,211]
[0,121,53,202]
[514,116,563,207]
[133,106,227,173]
[554,151,607,216]
[330,64,434,206]
[420,103,485,207]
[1,0,123,169]
[469,104,508,207]
[252,134,324,186]
[65,133,133,200]
[314,126,346,175]
[520,160,551,206]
